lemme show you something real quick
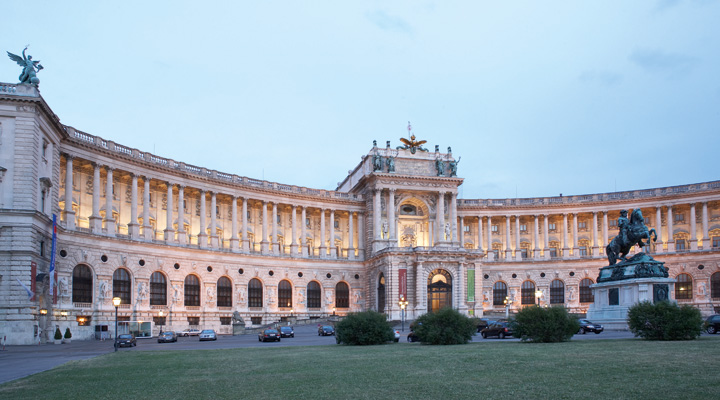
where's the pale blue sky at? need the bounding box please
[3,1,719,199]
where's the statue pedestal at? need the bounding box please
[232,322,246,336]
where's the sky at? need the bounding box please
[2,1,719,199]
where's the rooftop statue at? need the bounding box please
[449,157,460,177]
[606,209,657,265]
[7,46,44,87]
[397,122,429,154]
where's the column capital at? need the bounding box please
[63,153,74,161]
[105,166,114,173]
[388,188,396,193]
[139,175,149,182]
[177,184,185,191]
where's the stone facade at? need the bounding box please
[1,82,719,345]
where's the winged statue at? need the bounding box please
[7,46,44,87]
[397,122,429,154]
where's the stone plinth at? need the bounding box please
[586,277,676,330]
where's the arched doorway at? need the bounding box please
[427,269,452,312]
[377,273,386,313]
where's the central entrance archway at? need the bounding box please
[427,269,452,312]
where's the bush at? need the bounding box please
[335,311,395,345]
[54,327,62,340]
[627,301,703,340]
[413,308,475,345]
[512,306,579,343]
[64,327,72,339]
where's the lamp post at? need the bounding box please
[398,297,409,332]
[332,307,336,316]
[112,297,121,352]
[504,296,510,319]
[158,311,164,334]
[535,289,542,307]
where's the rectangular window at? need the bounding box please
[491,225,499,232]
[519,224,527,232]
[153,316,166,326]
[579,246,588,256]
[676,239,686,251]
[674,213,684,222]
[306,218,311,227]
[520,249,528,259]
[250,317,262,325]
[609,219,618,228]
[549,248,558,258]
[492,249,500,259]
[578,221,587,229]
[187,317,200,326]
[334,220,339,229]
[713,237,720,248]
[548,223,556,231]
[220,317,232,325]
[463,225,470,232]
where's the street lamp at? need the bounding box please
[398,297,409,332]
[158,311,164,334]
[112,297,121,352]
[504,296,510,319]
[332,307,336,316]
[535,289,542,306]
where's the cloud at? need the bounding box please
[366,10,412,33]
[579,70,623,87]
[629,48,697,78]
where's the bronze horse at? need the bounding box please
[606,209,657,265]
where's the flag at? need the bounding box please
[49,214,57,300]
[15,278,34,300]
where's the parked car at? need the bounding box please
[116,334,136,347]
[259,329,281,342]
[394,330,400,342]
[480,322,513,339]
[157,331,177,343]
[199,329,217,341]
[407,331,420,342]
[705,314,720,334]
[318,325,335,336]
[279,326,294,338]
[577,319,604,334]
[178,328,201,337]
[476,318,496,332]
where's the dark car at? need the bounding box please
[476,318,496,332]
[705,314,720,334]
[279,326,294,338]
[578,319,604,334]
[318,325,335,336]
[259,329,281,342]
[480,322,513,339]
[157,331,177,343]
[117,334,136,347]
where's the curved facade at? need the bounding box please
[1,82,719,344]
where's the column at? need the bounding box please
[198,190,207,248]
[543,214,550,259]
[514,216,521,261]
[210,192,218,248]
[667,205,675,252]
[62,155,76,230]
[437,192,446,243]
[458,217,465,248]
[164,182,174,242]
[486,216,493,261]
[271,202,279,254]
[128,174,139,238]
[477,216,484,253]
[374,189,382,240]
[505,215,512,260]
[319,208,327,258]
[177,185,186,244]
[702,202,709,249]
[592,212,599,256]
[105,167,116,235]
[90,163,102,233]
[450,193,458,244]
[261,200,269,254]
[241,197,249,252]
[301,206,308,257]
[290,205,298,256]
[562,213,569,257]
[357,212,365,257]
[388,189,396,242]
[457,263,467,313]
[329,209,337,258]
[348,211,355,260]
[415,262,425,312]
[690,203,698,250]
[142,177,152,240]
[572,213,578,256]
[533,215,540,259]
[602,211,608,255]
[655,207,664,253]
[230,196,239,251]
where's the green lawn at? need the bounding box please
[2,338,719,399]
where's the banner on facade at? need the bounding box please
[398,268,407,300]
[30,261,37,301]
[467,269,475,302]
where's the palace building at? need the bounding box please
[1,82,719,344]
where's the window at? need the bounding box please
[278,280,292,308]
[150,272,167,306]
[674,213,684,222]
[676,238,686,251]
[247,211,252,221]
[492,243,502,260]
[712,272,720,298]
[549,241,560,258]
[336,282,349,308]
[493,281,507,306]
[153,316,166,326]
[549,247,558,258]
[250,317,262,325]
[579,278,594,303]
[72,265,93,303]
[520,224,527,232]
[713,237,720,249]
[113,268,131,304]
[188,317,200,326]
[548,223,557,231]
[463,224,470,232]
[578,221,587,230]
[248,278,263,308]
[521,281,536,305]
[579,246,588,256]
[217,277,232,307]
[306,218,311,227]
[220,317,232,325]
[184,275,200,307]
[307,281,322,308]
[609,219,618,228]
[334,220,339,229]
[491,224,499,233]
[675,273,693,300]
[550,280,564,304]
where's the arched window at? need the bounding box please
[336,282,349,308]
[519,242,532,259]
[550,279,565,304]
[493,281,507,306]
[377,273,386,313]
[278,280,292,308]
[675,273,693,300]
[248,278,263,308]
[184,275,200,307]
[579,278,594,303]
[307,281,321,308]
[113,268,131,304]
[217,277,232,307]
[712,272,720,299]
[150,272,167,306]
[72,264,93,303]
[427,269,452,312]
[521,281,536,305]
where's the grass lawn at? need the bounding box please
[1,338,719,399]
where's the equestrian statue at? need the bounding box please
[606,209,657,266]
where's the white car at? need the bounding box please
[394,330,400,342]
[178,328,201,337]
[199,329,217,341]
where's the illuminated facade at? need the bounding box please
[1,82,719,345]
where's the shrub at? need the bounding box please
[54,327,62,340]
[413,308,475,345]
[335,311,395,345]
[512,306,579,343]
[64,327,72,339]
[627,301,703,340]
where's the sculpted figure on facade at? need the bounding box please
[238,287,247,304]
[297,288,306,305]
[206,286,215,304]
[58,276,69,299]
[435,158,444,176]
[137,282,148,302]
[267,287,276,303]
[7,46,44,87]
[172,284,183,305]
[354,290,362,304]
[448,157,460,177]
[325,289,333,305]
[373,153,383,171]
[386,156,395,172]
[444,222,451,241]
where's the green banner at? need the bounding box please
[467,269,475,302]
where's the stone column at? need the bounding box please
[571,213,578,256]
[543,214,550,259]
[690,203,698,250]
[198,190,207,248]
[457,263,467,313]
[230,196,239,251]
[142,177,152,240]
[128,174,139,238]
[655,206,664,253]
[105,167,116,235]
[261,200,269,254]
[177,185,186,244]
[533,215,540,259]
[477,216,484,253]
[702,202,709,249]
[319,208,327,258]
[505,215,512,260]
[290,205,298,256]
[164,182,174,242]
[450,193,458,244]
[592,212,599,256]
[388,189,396,242]
[459,217,465,248]
[348,211,355,260]
[357,212,365,257]
[415,262,425,312]
[602,211,608,255]
[667,205,675,252]
[437,192,446,243]
[90,163,102,233]
[514,215,521,261]
[301,206,308,257]
[374,189,382,240]
[271,202,279,254]
[329,209,337,258]
[486,216,493,261]
[562,213,569,257]
[63,155,76,230]
[210,192,218,248]
[241,197,249,252]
